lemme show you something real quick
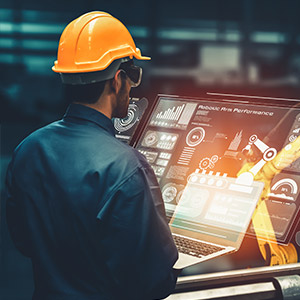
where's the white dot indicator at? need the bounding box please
[191,175,198,182]
[285,144,292,151]
[216,180,223,187]
[199,177,206,184]
[208,178,214,185]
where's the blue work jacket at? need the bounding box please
[5,103,178,300]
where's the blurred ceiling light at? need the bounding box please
[158,28,218,41]
[0,22,14,33]
[20,23,64,34]
[127,26,149,38]
[0,54,14,63]
[201,45,240,72]
[223,30,241,42]
[0,38,15,48]
[22,40,58,50]
[251,32,286,44]
[0,22,65,34]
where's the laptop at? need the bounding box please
[131,93,300,268]
[169,171,264,269]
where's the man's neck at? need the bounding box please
[75,94,114,119]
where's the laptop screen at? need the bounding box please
[134,94,300,244]
[169,174,264,243]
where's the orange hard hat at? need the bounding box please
[52,11,150,75]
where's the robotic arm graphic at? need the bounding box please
[238,135,300,265]
[237,135,277,186]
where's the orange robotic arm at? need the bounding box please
[238,135,300,265]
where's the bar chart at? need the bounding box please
[150,99,197,129]
[155,104,185,121]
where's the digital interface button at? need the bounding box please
[159,152,172,159]
[156,159,169,167]
[138,150,158,164]
[142,131,179,150]
[151,165,165,177]
[187,173,227,189]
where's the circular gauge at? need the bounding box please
[114,104,139,132]
[162,184,178,203]
[186,127,205,147]
[144,131,158,146]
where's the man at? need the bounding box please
[5,11,179,300]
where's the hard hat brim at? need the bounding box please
[52,50,150,74]
[58,57,146,85]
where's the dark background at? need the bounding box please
[2,0,300,298]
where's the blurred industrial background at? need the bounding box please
[2,0,300,299]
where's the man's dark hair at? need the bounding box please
[63,80,107,104]
[63,70,128,105]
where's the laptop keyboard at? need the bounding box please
[173,235,225,258]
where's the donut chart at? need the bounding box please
[114,103,139,132]
[186,127,205,147]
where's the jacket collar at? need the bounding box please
[63,103,115,136]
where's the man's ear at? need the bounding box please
[111,70,122,94]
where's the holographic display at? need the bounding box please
[171,173,263,242]
[135,95,300,243]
